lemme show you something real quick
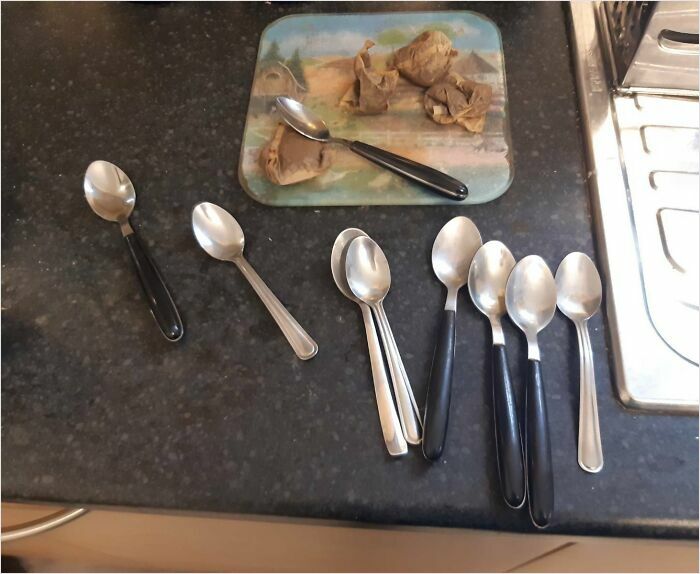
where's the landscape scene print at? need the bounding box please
[239,11,513,206]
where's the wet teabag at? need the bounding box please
[393,31,458,88]
[423,72,493,133]
[259,123,333,185]
[340,40,399,114]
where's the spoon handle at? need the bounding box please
[123,230,183,342]
[373,304,422,445]
[360,305,407,456]
[492,344,526,508]
[347,141,468,201]
[526,359,554,529]
[577,321,603,473]
[234,256,318,360]
[422,309,456,461]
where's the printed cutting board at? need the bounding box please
[238,11,513,206]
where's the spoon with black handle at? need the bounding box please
[276,96,468,201]
[505,255,557,528]
[83,160,183,341]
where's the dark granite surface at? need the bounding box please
[2,2,697,539]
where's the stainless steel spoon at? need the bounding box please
[505,255,557,529]
[556,252,603,474]
[331,229,407,456]
[83,160,183,341]
[275,96,468,201]
[423,216,482,461]
[192,202,317,360]
[468,241,525,508]
[345,236,422,445]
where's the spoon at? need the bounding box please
[505,255,557,529]
[331,229,407,456]
[423,216,482,461]
[192,202,317,360]
[275,96,468,201]
[555,252,603,474]
[345,236,422,445]
[468,241,525,508]
[83,160,183,341]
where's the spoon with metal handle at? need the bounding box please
[555,252,603,473]
[83,160,184,341]
[276,96,468,202]
[331,229,407,456]
[423,217,482,461]
[468,241,526,509]
[345,236,422,445]
[506,255,557,529]
[192,202,317,360]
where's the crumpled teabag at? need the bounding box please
[392,31,458,88]
[423,72,493,133]
[340,40,399,114]
[259,123,333,185]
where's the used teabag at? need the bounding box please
[392,31,458,88]
[340,40,399,114]
[424,72,493,133]
[259,123,333,185]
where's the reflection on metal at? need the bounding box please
[1,508,87,542]
[569,2,699,412]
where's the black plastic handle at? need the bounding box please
[349,140,468,201]
[124,231,184,342]
[526,359,553,528]
[492,344,526,509]
[422,309,456,461]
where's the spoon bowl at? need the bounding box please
[192,202,245,261]
[330,228,368,302]
[432,216,482,291]
[555,252,602,321]
[276,96,332,142]
[506,255,557,337]
[345,237,391,305]
[84,160,136,223]
[468,240,515,319]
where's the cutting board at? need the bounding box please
[238,11,513,206]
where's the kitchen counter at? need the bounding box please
[2,1,697,539]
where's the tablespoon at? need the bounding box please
[83,160,183,341]
[555,252,603,474]
[275,96,468,201]
[468,241,525,508]
[423,216,482,461]
[331,229,407,456]
[345,236,422,445]
[191,202,317,360]
[506,255,557,529]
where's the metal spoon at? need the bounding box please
[192,202,317,360]
[345,236,422,445]
[423,217,482,461]
[83,160,183,341]
[505,255,557,529]
[275,96,468,201]
[556,252,603,474]
[331,229,407,456]
[468,241,525,508]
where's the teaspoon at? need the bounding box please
[423,216,482,461]
[505,255,557,528]
[345,236,422,445]
[468,241,525,508]
[192,202,317,360]
[276,96,468,201]
[555,252,603,474]
[331,229,407,456]
[83,160,183,341]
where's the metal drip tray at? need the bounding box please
[569,3,699,412]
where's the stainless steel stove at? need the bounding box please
[569,2,699,412]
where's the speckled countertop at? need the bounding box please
[2,2,697,539]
